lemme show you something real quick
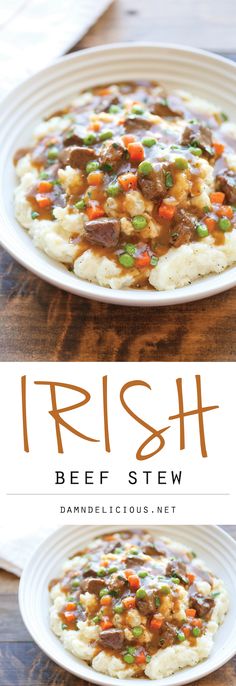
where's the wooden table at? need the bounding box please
[0,0,235,362]
[0,525,235,686]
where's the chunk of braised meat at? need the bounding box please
[109,574,128,595]
[142,542,167,556]
[216,170,236,205]
[99,140,126,171]
[123,114,153,131]
[159,621,177,648]
[80,577,105,595]
[170,209,196,248]
[190,593,214,619]
[84,218,121,248]
[136,589,157,615]
[63,126,85,147]
[137,163,168,201]
[99,628,124,650]
[82,566,98,578]
[149,95,182,118]
[125,555,146,566]
[95,94,120,113]
[59,145,96,169]
[182,122,213,157]
[166,559,187,583]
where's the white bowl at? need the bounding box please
[19,525,236,685]
[0,43,236,306]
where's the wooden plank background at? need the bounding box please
[0,0,235,362]
[0,525,235,685]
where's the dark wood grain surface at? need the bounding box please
[0,0,235,362]
[0,526,235,686]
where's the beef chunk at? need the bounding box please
[59,145,96,169]
[82,567,98,578]
[142,542,167,557]
[138,163,167,201]
[182,123,213,157]
[125,555,146,566]
[149,95,182,118]
[109,574,128,595]
[136,589,156,615]
[190,593,214,618]
[80,577,105,595]
[124,114,153,132]
[99,141,126,171]
[84,218,120,248]
[166,559,187,583]
[216,171,236,205]
[95,94,120,113]
[99,628,124,650]
[63,126,85,147]
[170,208,196,248]
[159,621,177,648]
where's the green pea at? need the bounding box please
[119,253,135,268]
[31,211,39,219]
[125,243,136,256]
[142,137,156,148]
[150,255,158,266]
[138,160,153,176]
[138,571,148,578]
[127,646,136,655]
[160,585,170,595]
[107,566,118,575]
[86,160,100,174]
[218,217,231,232]
[192,627,201,637]
[75,199,86,210]
[171,577,180,584]
[146,655,151,663]
[132,626,143,637]
[132,215,147,231]
[189,146,202,157]
[114,547,122,554]
[99,588,109,597]
[124,653,135,664]
[99,130,113,141]
[83,133,97,145]
[97,568,106,577]
[47,146,59,160]
[39,171,49,179]
[175,157,188,170]
[107,183,121,197]
[109,104,120,114]
[93,615,101,624]
[114,604,124,614]
[177,631,185,642]
[136,588,147,599]
[132,105,145,115]
[71,580,80,588]
[196,224,209,238]
[165,172,173,188]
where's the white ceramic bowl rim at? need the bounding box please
[0,42,236,306]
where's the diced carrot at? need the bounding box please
[97,87,111,96]
[136,652,146,665]
[87,171,104,186]
[65,602,77,612]
[217,205,233,219]
[118,172,137,191]
[100,619,113,631]
[158,203,176,220]
[205,217,217,232]
[127,142,145,162]
[117,118,125,126]
[123,596,136,609]
[210,192,225,204]
[38,180,53,193]
[213,142,225,156]
[89,120,101,132]
[128,575,141,591]
[136,252,151,268]
[87,204,105,220]
[192,618,202,628]
[103,534,115,541]
[36,194,52,208]
[182,626,191,638]
[186,608,196,617]
[122,134,136,147]
[187,573,196,585]
[101,559,109,567]
[124,569,135,579]
[64,611,76,623]
[150,617,164,631]
[100,595,112,606]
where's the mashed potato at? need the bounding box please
[49,530,229,679]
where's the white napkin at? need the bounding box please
[0,0,113,98]
[0,525,55,576]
